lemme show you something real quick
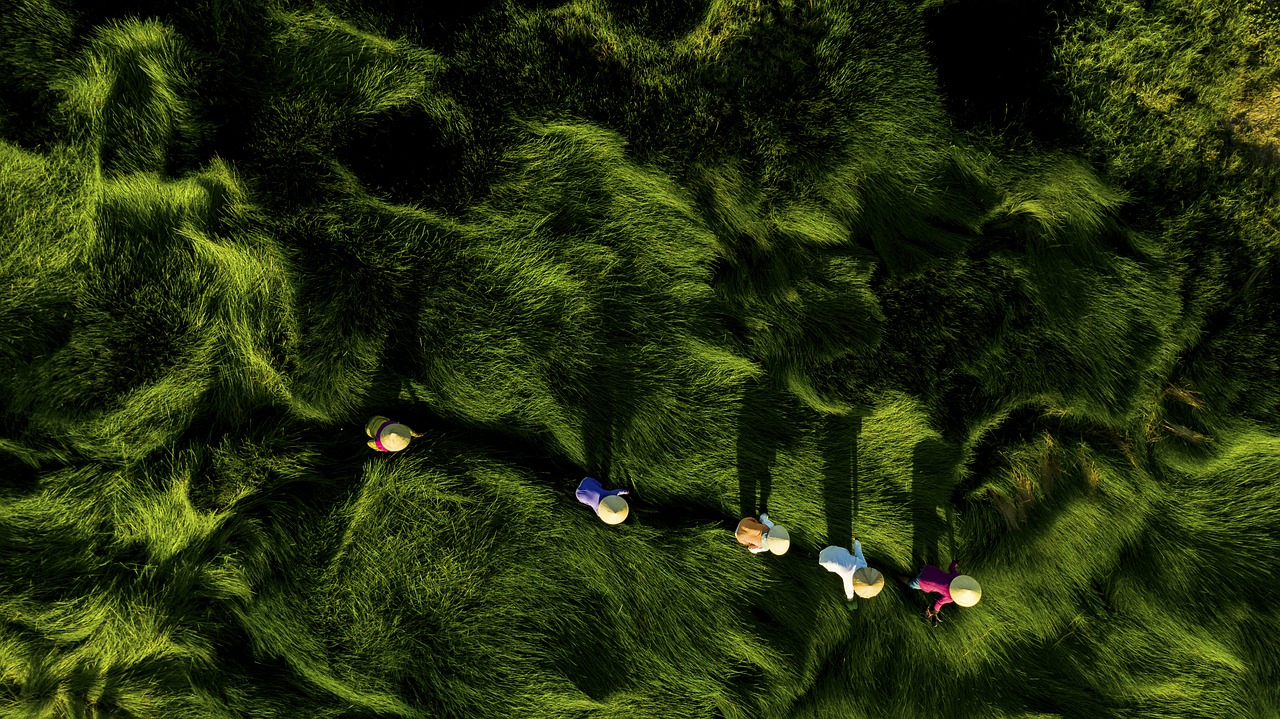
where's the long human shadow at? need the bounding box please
[820,411,865,550]
[736,379,789,519]
[582,345,635,491]
[910,437,963,568]
[582,394,614,486]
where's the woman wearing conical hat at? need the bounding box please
[819,538,884,608]
[735,512,790,555]
[365,416,423,452]
[575,477,631,525]
[903,559,982,626]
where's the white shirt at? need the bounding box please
[818,540,868,600]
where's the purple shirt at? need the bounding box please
[575,477,628,513]
[918,561,961,612]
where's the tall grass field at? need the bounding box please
[2,0,1279,717]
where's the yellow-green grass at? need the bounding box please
[2,0,1278,717]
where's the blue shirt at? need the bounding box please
[575,477,628,513]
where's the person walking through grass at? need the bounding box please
[365,416,423,452]
[576,477,631,525]
[900,560,982,626]
[819,538,884,609]
[735,512,790,555]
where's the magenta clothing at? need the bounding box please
[575,477,627,513]
[918,561,961,612]
[372,420,396,452]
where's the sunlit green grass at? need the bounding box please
[2,0,1278,717]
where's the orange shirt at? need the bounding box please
[735,517,769,550]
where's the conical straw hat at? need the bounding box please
[852,567,885,598]
[949,575,982,606]
[598,495,629,524]
[766,524,790,555]
[377,423,412,452]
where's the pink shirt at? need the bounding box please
[918,561,961,612]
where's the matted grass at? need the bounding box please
[2,0,1279,717]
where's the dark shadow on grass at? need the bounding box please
[935,372,995,443]
[820,411,864,549]
[604,0,710,41]
[951,403,1133,508]
[324,0,505,49]
[1169,266,1277,426]
[923,0,1081,144]
[730,556,829,710]
[910,438,962,568]
[182,404,320,514]
[736,378,780,519]
[0,83,58,152]
[952,404,1070,509]
[334,105,469,209]
[632,495,736,533]
[0,514,101,604]
[0,449,39,497]
[582,357,624,488]
[550,588,632,700]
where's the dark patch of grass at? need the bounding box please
[924,0,1082,143]
[332,104,470,209]
[604,0,708,40]
[0,1,75,151]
